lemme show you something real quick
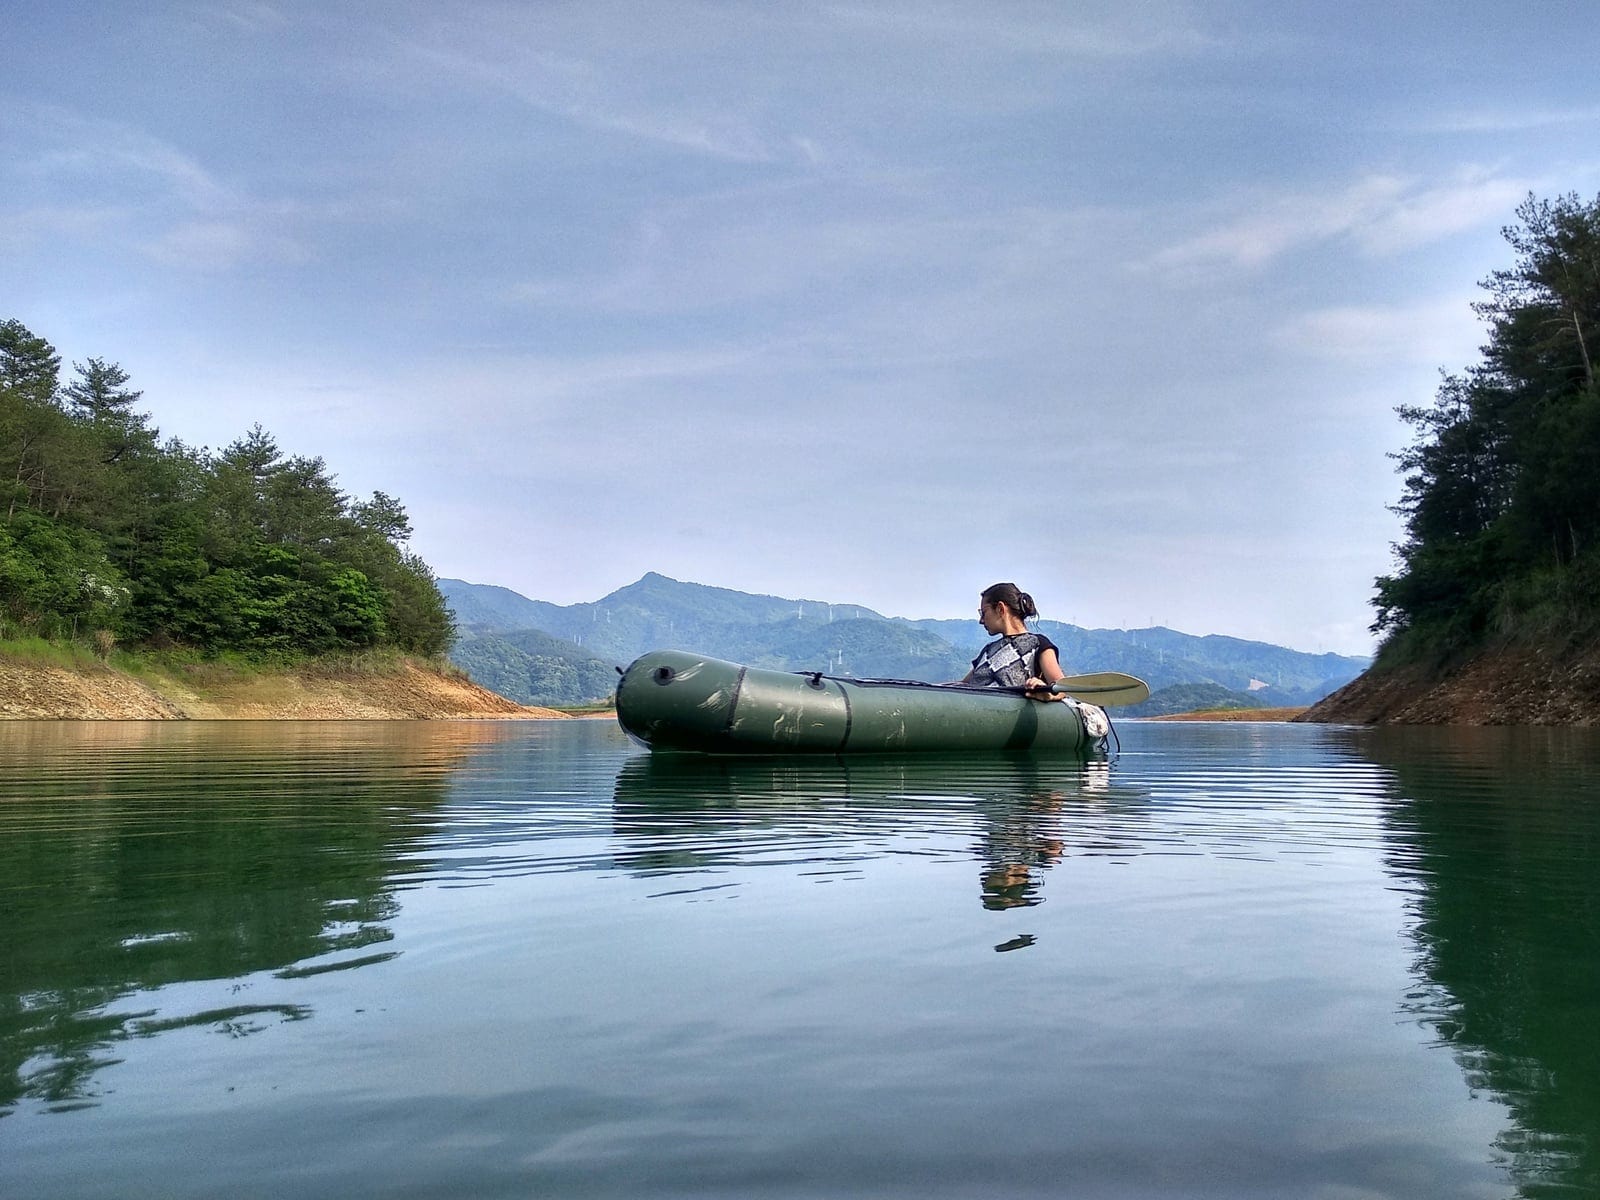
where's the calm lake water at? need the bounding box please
[2,718,1598,1199]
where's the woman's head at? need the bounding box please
[979,582,1037,631]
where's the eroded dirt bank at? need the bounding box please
[0,655,567,720]
[1298,639,1600,726]
[1147,707,1308,722]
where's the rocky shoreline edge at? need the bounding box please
[1298,639,1600,726]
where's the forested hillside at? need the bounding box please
[450,627,620,709]
[1372,193,1600,661]
[1,319,452,657]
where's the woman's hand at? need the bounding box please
[1023,676,1062,702]
[1031,648,1067,701]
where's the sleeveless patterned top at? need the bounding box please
[968,632,1058,688]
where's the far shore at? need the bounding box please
[1143,707,1309,722]
[0,647,1314,725]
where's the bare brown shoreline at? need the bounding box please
[1144,707,1309,722]
[0,654,566,720]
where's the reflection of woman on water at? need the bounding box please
[975,761,1113,914]
[978,794,1067,911]
[962,583,1067,702]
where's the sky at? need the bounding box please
[7,2,1600,656]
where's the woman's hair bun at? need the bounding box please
[981,582,1039,621]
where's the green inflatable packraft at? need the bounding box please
[615,649,1111,755]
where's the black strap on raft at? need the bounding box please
[829,675,1020,694]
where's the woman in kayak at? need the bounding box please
[962,582,1066,699]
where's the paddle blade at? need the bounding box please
[1049,671,1150,707]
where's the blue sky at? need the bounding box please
[7,2,1600,655]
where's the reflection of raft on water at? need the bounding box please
[610,748,1110,808]
[615,650,1146,755]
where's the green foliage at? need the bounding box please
[452,628,620,706]
[0,318,455,659]
[63,357,142,420]
[0,510,128,637]
[371,550,455,656]
[0,318,61,405]
[1376,193,1600,660]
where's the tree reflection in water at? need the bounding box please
[1338,726,1600,1198]
[0,721,513,1115]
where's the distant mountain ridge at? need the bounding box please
[440,573,1368,710]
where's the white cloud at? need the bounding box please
[0,205,121,253]
[138,219,303,270]
[1406,105,1600,135]
[1352,174,1531,256]
[378,0,1228,169]
[394,34,787,165]
[3,104,317,270]
[818,0,1221,58]
[1277,295,1484,367]
[14,106,237,210]
[203,2,289,34]
[1151,170,1535,272]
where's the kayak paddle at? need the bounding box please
[1042,672,1150,707]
